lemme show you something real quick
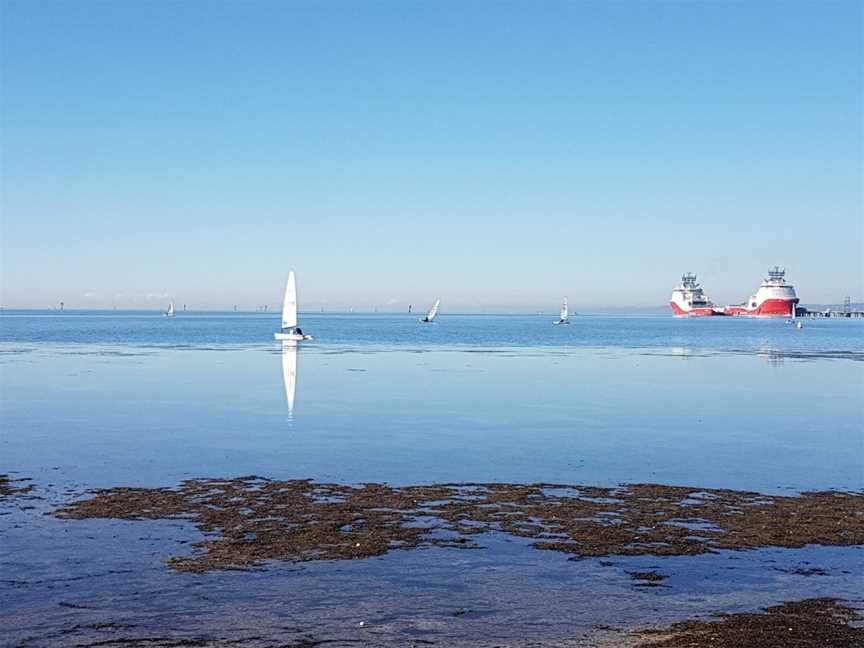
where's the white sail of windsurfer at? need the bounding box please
[419,298,440,323]
[164,301,176,318]
[554,297,569,325]
[274,271,313,341]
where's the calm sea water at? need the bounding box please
[2,310,862,645]
[1,310,861,493]
[2,309,863,353]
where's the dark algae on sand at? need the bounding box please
[0,474,33,499]
[56,477,864,572]
[635,598,864,648]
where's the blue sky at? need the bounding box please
[1,0,861,311]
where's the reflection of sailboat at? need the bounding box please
[274,272,313,341]
[554,297,569,325]
[419,298,440,323]
[164,301,176,318]
[281,341,298,414]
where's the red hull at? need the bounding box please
[724,299,797,317]
[670,302,724,317]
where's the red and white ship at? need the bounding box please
[670,273,725,317]
[724,267,799,317]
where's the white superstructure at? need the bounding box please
[669,274,722,317]
[724,267,799,317]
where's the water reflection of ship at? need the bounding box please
[676,346,791,365]
[668,347,694,359]
[763,350,785,366]
[757,349,788,366]
[281,341,298,415]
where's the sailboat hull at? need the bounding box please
[275,332,313,341]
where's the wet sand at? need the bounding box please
[12,599,859,648]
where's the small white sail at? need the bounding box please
[554,297,569,324]
[165,301,176,317]
[281,272,298,329]
[421,298,440,322]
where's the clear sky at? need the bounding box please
[1,0,861,311]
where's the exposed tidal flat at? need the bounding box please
[1,313,862,646]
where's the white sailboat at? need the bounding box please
[281,341,298,414]
[554,297,569,325]
[419,298,440,323]
[274,272,313,341]
[164,301,176,318]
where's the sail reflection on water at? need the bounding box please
[281,341,298,415]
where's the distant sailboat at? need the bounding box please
[419,298,440,323]
[274,272,313,341]
[164,301,176,318]
[281,341,298,414]
[554,297,569,325]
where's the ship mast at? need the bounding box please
[767,266,786,283]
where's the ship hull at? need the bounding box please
[724,299,797,318]
[669,302,725,317]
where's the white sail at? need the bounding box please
[166,302,175,317]
[281,341,297,413]
[281,272,298,329]
[560,297,568,321]
[425,298,440,322]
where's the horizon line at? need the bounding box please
[1,303,860,315]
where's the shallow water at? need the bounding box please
[1,311,862,645]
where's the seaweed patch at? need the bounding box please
[56,478,864,573]
[635,598,864,648]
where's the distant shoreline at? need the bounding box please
[0,308,671,316]
[4,306,862,316]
